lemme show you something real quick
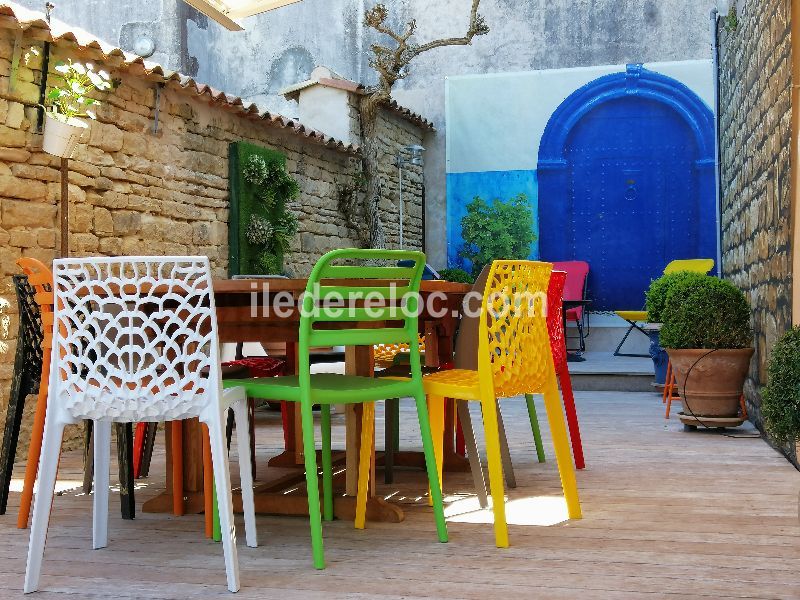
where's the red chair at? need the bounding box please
[552,261,590,353]
[547,271,585,469]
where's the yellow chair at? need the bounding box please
[614,259,715,356]
[406,260,582,547]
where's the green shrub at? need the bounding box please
[645,271,708,323]
[762,327,800,444]
[254,251,282,275]
[459,194,536,276]
[438,268,474,284]
[659,276,752,349]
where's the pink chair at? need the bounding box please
[552,261,590,353]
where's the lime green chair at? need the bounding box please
[223,248,448,569]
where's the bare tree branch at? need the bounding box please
[347,0,489,249]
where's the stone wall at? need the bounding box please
[718,0,793,453]
[0,26,425,456]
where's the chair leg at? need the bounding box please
[541,377,582,520]
[132,422,147,480]
[575,317,586,353]
[23,416,65,594]
[139,423,157,478]
[202,424,214,538]
[0,377,26,515]
[665,369,677,419]
[18,360,50,530]
[82,421,94,495]
[384,397,398,484]
[426,395,445,507]
[321,404,333,522]
[525,394,546,463]
[230,398,257,548]
[557,367,585,470]
[456,400,488,509]
[116,423,135,520]
[494,399,516,489]
[171,421,184,517]
[478,393,509,548]
[413,392,448,543]
[93,421,111,549]
[355,402,374,529]
[299,399,325,569]
[662,361,672,404]
[206,410,241,592]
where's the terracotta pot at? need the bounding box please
[666,348,754,418]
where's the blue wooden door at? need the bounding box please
[560,97,702,310]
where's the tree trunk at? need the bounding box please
[359,99,387,250]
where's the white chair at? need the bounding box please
[24,256,257,594]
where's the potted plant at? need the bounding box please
[762,327,800,458]
[645,271,708,385]
[43,60,111,158]
[660,275,753,424]
[438,268,474,284]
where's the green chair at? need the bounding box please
[223,248,448,569]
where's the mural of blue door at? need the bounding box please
[538,65,716,310]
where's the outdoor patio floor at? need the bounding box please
[0,391,797,599]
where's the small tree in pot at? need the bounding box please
[645,271,709,384]
[660,276,753,421]
[762,327,800,458]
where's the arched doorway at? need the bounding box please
[537,64,716,310]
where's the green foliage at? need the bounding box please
[438,268,474,284]
[723,4,738,32]
[645,271,708,323]
[47,60,111,121]
[234,149,300,275]
[244,155,300,210]
[245,214,274,246]
[659,276,752,350]
[254,250,282,275]
[272,209,299,253]
[762,327,800,444]
[459,194,536,276]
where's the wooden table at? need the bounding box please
[142,278,471,523]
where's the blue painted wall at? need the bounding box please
[445,170,539,271]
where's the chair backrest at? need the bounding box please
[546,270,568,371]
[17,258,54,353]
[551,260,589,319]
[477,260,554,398]
[299,249,425,383]
[49,256,220,423]
[453,265,490,371]
[663,258,715,275]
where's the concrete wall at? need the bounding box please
[718,0,794,457]
[13,0,717,266]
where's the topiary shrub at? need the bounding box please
[659,276,752,349]
[459,194,536,277]
[762,327,800,444]
[645,271,708,323]
[438,268,474,284]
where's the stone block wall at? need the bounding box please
[0,26,426,456]
[718,0,793,451]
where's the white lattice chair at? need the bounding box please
[24,256,257,594]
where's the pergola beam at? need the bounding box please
[182,0,302,30]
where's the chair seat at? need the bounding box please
[421,369,481,400]
[615,310,648,322]
[223,373,419,404]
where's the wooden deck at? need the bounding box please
[1,391,798,599]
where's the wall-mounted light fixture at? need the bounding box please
[395,144,425,249]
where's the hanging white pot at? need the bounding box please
[42,112,88,158]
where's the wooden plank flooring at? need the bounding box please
[0,391,797,599]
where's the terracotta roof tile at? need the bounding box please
[0,2,360,154]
